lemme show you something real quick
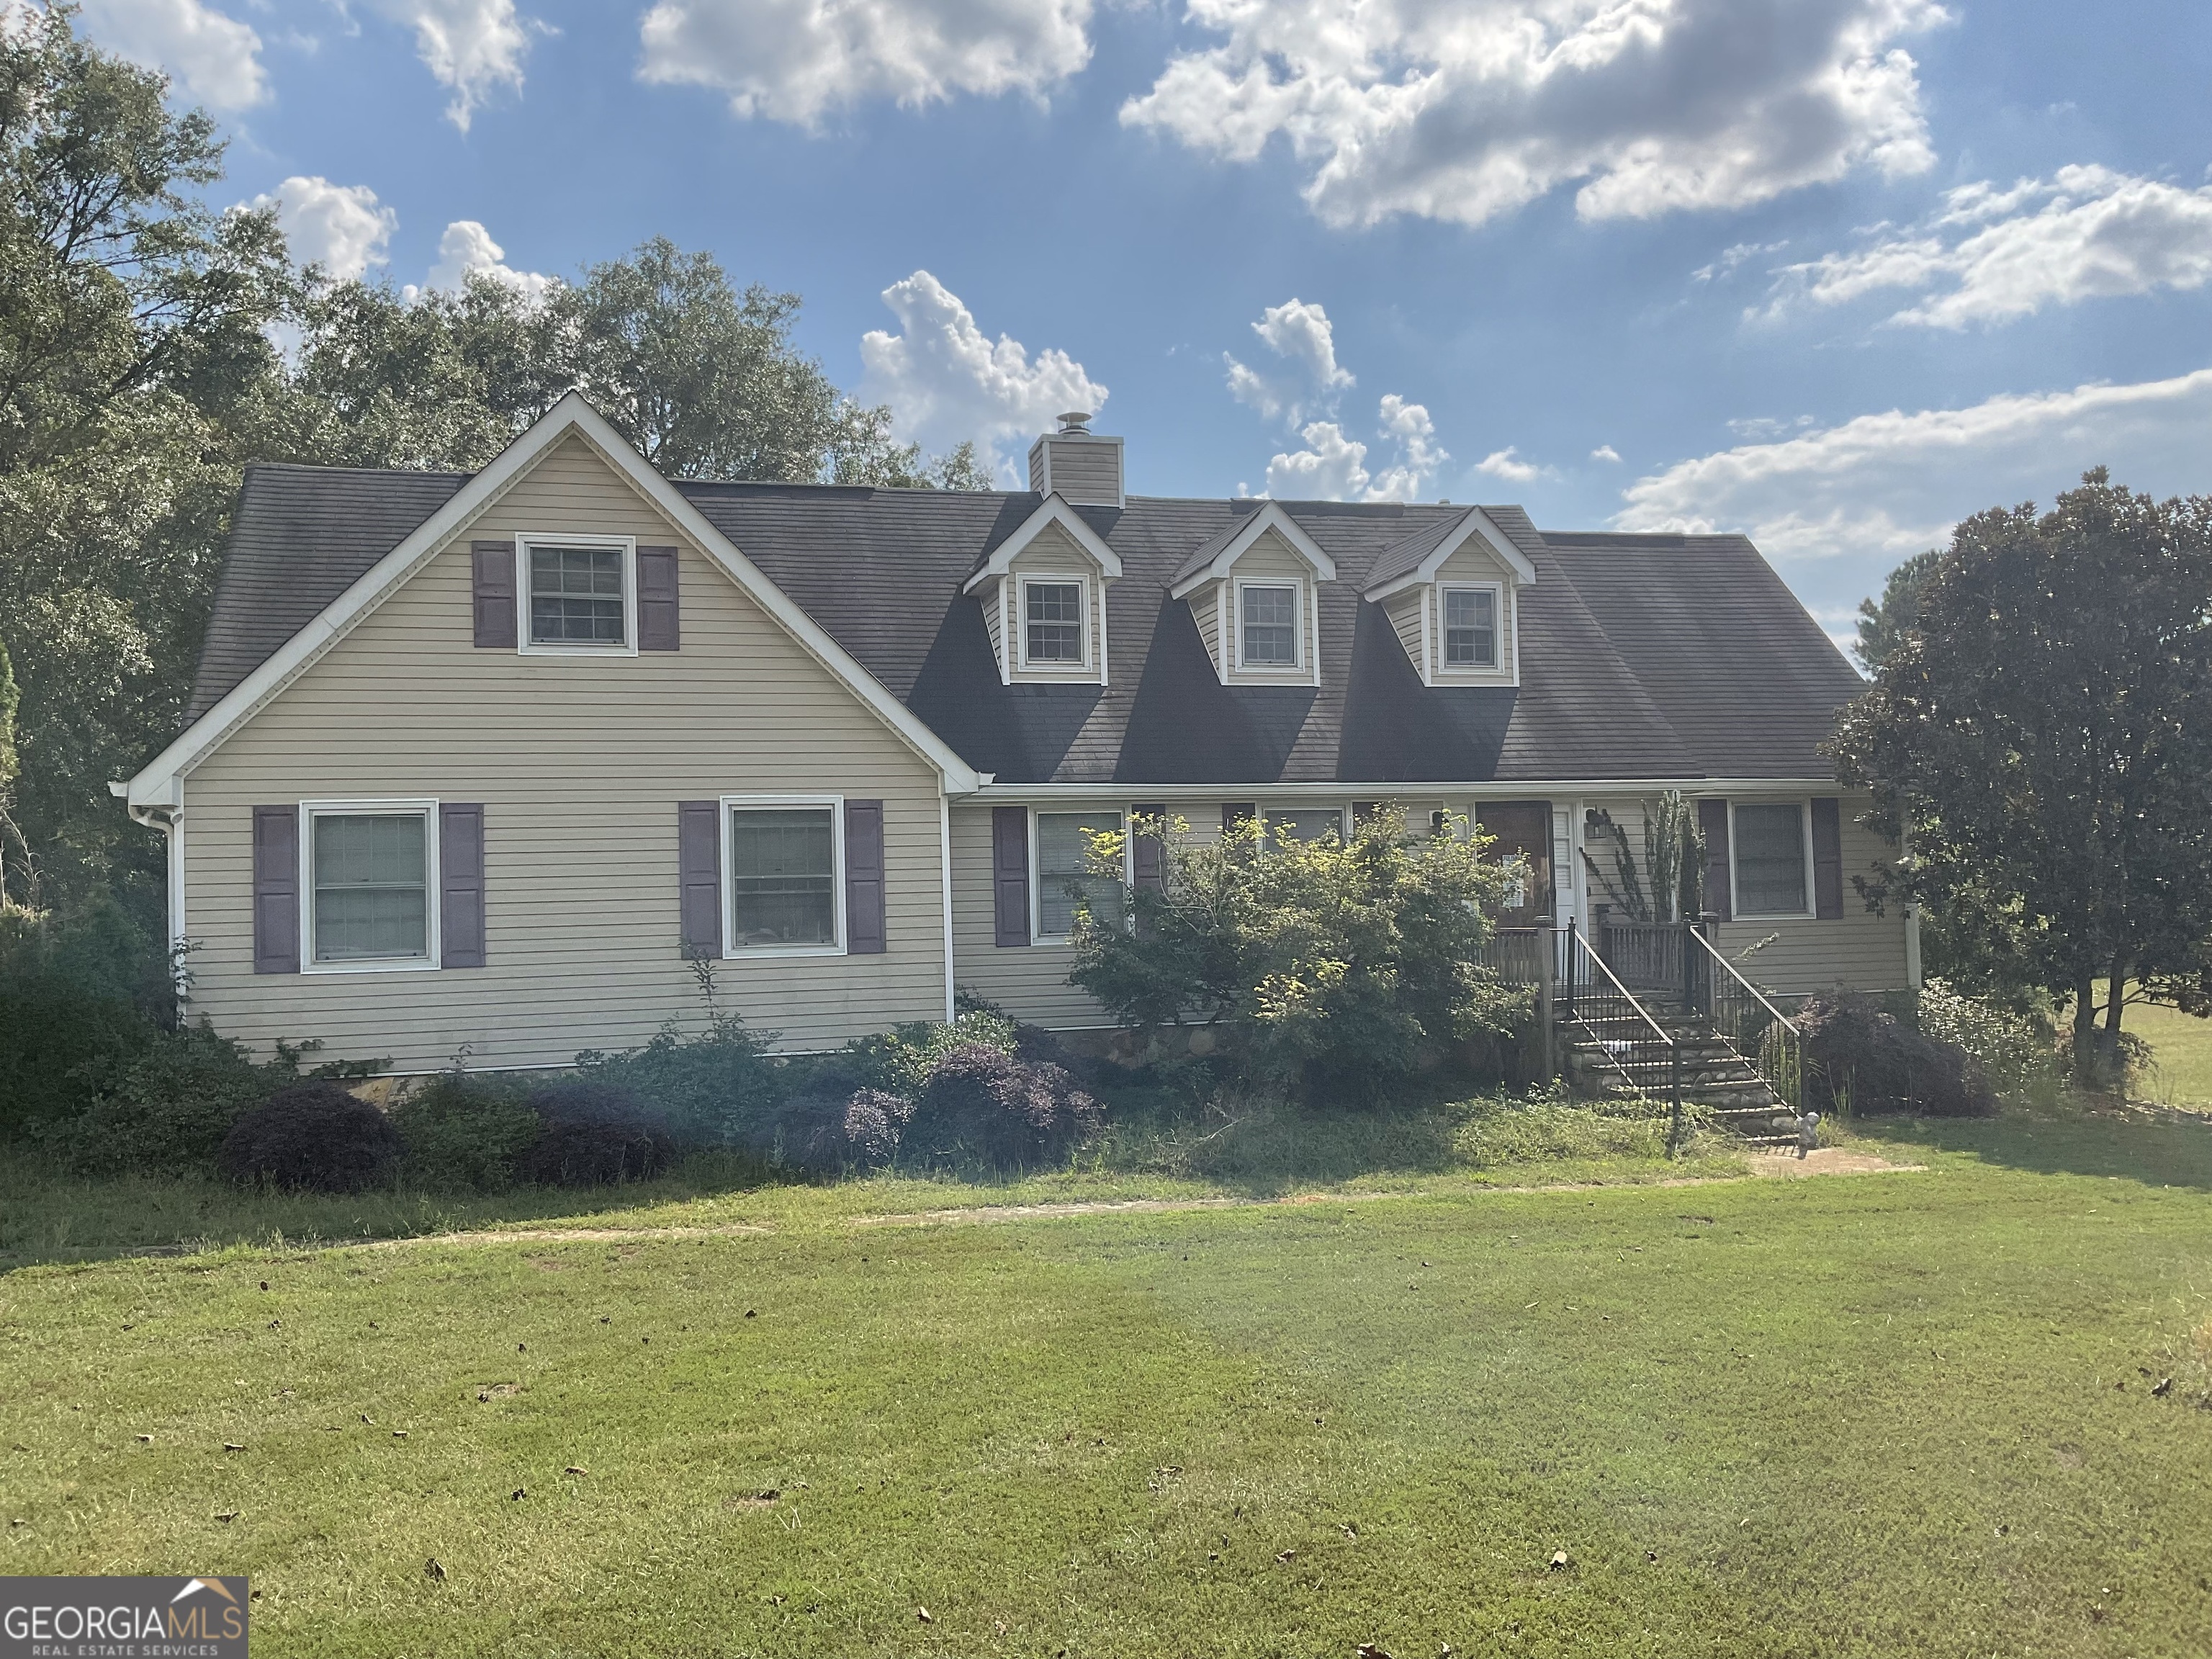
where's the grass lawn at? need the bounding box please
[2128,999,2212,1108]
[4,1113,2210,1657]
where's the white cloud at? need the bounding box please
[858,270,1107,472]
[1122,0,1945,230]
[1590,444,1621,462]
[1266,421,1370,500]
[410,220,556,302]
[1767,163,2212,327]
[637,0,1092,127]
[1693,239,1789,283]
[367,0,532,130]
[1614,367,2212,619]
[245,176,395,280]
[1225,297,1353,426]
[1369,392,1446,500]
[78,0,266,109]
[1473,446,1541,482]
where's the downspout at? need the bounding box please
[117,788,185,1021]
[938,789,956,1024]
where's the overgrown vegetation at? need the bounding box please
[1069,809,1524,1103]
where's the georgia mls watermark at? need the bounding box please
[2,1577,248,1658]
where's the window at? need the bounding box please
[1734,803,1809,915]
[1023,578,1085,665]
[727,805,840,948]
[1442,587,1498,667]
[1240,583,1298,666]
[522,539,632,649]
[1035,811,1123,939]
[307,806,433,967]
[1269,808,1344,846]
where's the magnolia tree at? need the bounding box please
[1066,811,1525,1102]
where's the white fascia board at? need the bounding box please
[1168,501,1337,598]
[959,493,1123,594]
[1363,508,1537,601]
[127,395,983,806]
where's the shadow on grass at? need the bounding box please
[1856,1107,2212,1190]
[0,1151,799,1273]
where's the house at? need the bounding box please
[117,396,1912,1074]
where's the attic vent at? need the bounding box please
[1028,418,1123,508]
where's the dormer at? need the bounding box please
[1362,506,1537,687]
[1168,502,1336,688]
[961,492,1122,686]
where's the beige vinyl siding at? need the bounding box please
[1190,579,1223,673]
[979,577,1006,678]
[1384,588,1425,678]
[1578,792,1908,996]
[1713,801,1909,995]
[1226,531,1318,683]
[1004,529,1107,683]
[180,432,950,1070]
[949,802,1108,1028]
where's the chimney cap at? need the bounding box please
[1056,410,1093,433]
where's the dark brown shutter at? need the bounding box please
[472,540,516,649]
[845,799,886,953]
[1352,800,1380,827]
[1811,797,1844,921]
[992,806,1030,948]
[1223,803,1256,835]
[251,806,300,974]
[440,804,485,968]
[1697,798,1732,922]
[637,546,680,651]
[1131,802,1165,893]
[678,800,721,958]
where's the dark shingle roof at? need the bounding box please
[1169,504,1265,586]
[1362,505,1481,592]
[184,464,1863,785]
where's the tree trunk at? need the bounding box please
[2071,971,2098,1077]
[2103,957,2128,1035]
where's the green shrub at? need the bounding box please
[842,1008,1017,1092]
[0,900,168,1138]
[1069,808,1524,1103]
[390,1073,539,1191]
[1917,979,2062,1103]
[47,1022,280,1173]
[218,1082,403,1192]
[574,1012,781,1146]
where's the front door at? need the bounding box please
[1476,801,1552,927]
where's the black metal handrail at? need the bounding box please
[1562,919,1687,1156]
[1685,924,1803,1115]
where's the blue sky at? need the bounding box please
[73,0,2212,644]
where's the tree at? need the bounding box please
[0,6,290,916]
[1068,811,1522,1101]
[1832,472,2212,1074]
[1852,548,1936,674]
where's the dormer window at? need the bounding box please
[961,494,1122,686]
[1363,508,1536,687]
[1168,502,1336,688]
[1023,577,1087,665]
[1442,585,1498,668]
[1239,583,1300,667]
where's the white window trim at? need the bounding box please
[299,798,441,975]
[720,793,847,958]
[1029,806,1130,945]
[1436,581,1505,675]
[1233,577,1305,673]
[1015,572,1094,673]
[1727,798,1815,920]
[516,534,639,657]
